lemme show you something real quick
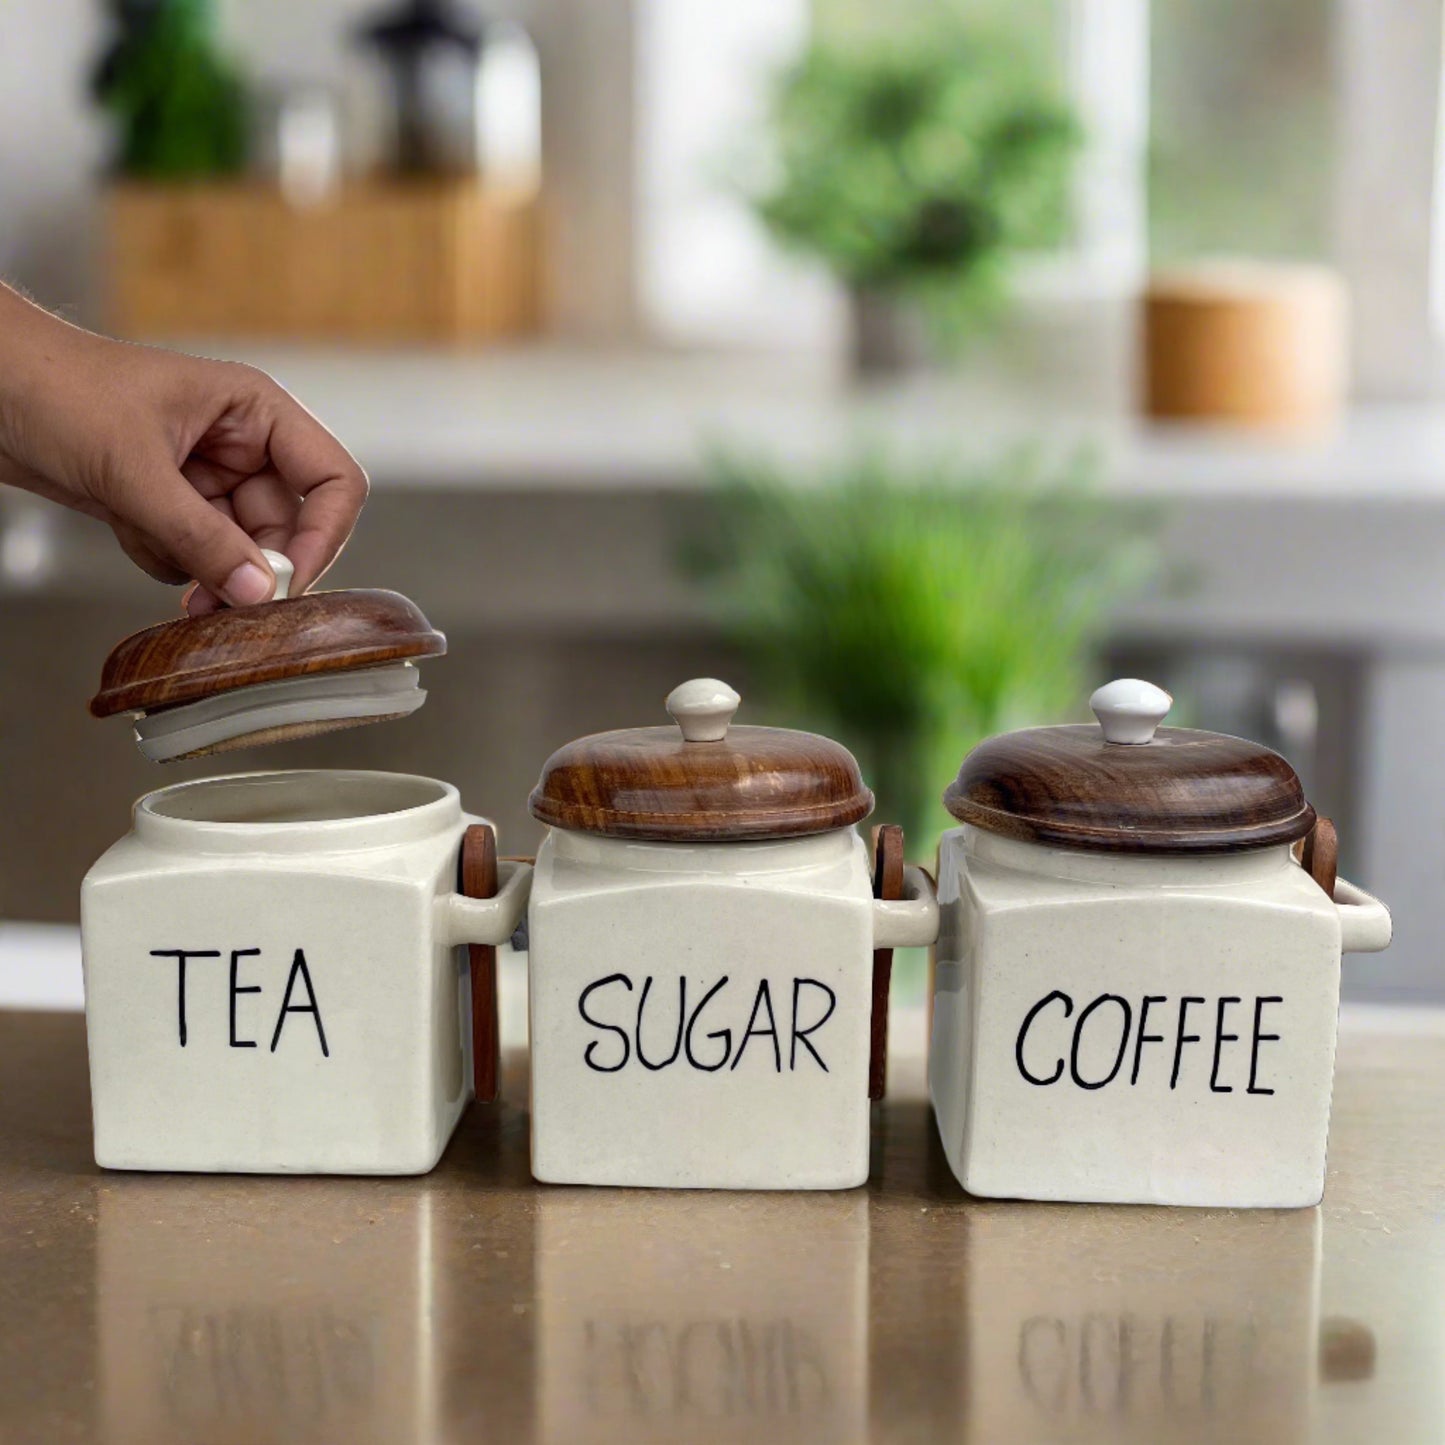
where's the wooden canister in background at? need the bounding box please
[1142,261,1348,429]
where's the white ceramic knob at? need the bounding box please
[666,678,741,742]
[1090,678,1172,745]
[260,548,295,601]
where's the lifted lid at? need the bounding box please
[90,551,446,762]
[529,678,874,842]
[943,678,1316,854]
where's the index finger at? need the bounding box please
[253,376,369,593]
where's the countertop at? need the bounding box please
[1,1007,1443,1444]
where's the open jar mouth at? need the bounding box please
[134,770,462,854]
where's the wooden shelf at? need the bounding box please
[105,178,541,344]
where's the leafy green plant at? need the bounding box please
[748,15,1080,339]
[687,446,1155,857]
[94,0,249,180]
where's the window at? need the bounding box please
[1149,0,1335,263]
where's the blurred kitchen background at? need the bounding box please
[0,0,1441,1003]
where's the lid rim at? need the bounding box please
[945,789,1317,853]
[89,589,446,718]
[529,784,875,842]
[91,641,445,717]
[528,690,874,842]
[943,717,1316,855]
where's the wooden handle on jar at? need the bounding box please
[869,824,905,1101]
[460,823,501,1104]
[1302,817,1339,901]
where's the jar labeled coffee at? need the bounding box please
[928,679,1391,1208]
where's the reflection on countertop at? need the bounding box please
[537,1189,867,1443]
[0,1008,1441,1444]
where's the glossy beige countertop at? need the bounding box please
[1,1008,1442,1445]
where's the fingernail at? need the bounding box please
[220,561,273,607]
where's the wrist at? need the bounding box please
[0,286,89,488]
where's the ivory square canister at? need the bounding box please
[82,772,529,1175]
[525,679,937,1190]
[528,828,877,1189]
[84,559,530,1176]
[929,680,1391,1209]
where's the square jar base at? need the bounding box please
[92,1142,454,1178]
[92,1100,467,1178]
[945,1129,1327,1210]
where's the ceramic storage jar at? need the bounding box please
[525,679,938,1190]
[83,559,530,1174]
[929,679,1392,1209]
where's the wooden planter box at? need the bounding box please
[105,179,541,344]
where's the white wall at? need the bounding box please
[1334,0,1445,400]
[0,0,106,316]
[632,0,839,349]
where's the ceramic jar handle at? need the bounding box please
[1297,818,1391,953]
[446,828,533,1103]
[442,857,533,947]
[870,825,905,1101]
[457,824,526,1105]
[869,832,938,1100]
[1333,876,1392,954]
[872,864,939,948]
[1301,817,1339,898]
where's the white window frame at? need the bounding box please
[1335,0,1445,399]
[1056,0,1151,294]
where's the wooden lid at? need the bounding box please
[90,560,446,720]
[943,678,1316,854]
[529,678,874,841]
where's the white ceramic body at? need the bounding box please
[929,825,1392,1208]
[528,826,936,1190]
[82,770,530,1175]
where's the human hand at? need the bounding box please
[0,285,368,614]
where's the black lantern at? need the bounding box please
[355,0,486,175]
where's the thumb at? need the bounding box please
[112,465,276,607]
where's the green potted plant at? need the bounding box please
[93,0,249,179]
[750,16,1080,374]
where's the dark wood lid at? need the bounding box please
[529,678,874,841]
[943,678,1316,854]
[90,588,446,718]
